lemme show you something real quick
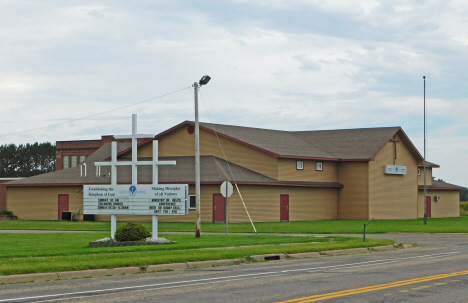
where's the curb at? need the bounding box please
[321,247,369,256]
[0,244,404,285]
[250,254,286,261]
[187,258,243,269]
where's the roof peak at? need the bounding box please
[192,120,401,133]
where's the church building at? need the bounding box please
[4,121,466,222]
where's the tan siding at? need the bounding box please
[417,168,433,186]
[368,138,418,219]
[227,185,280,223]
[337,162,369,219]
[226,185,337,222]
[278,159,338,182]
[7,186,83,220]
[288,187,337,221]
[139,126,279,179]
[417,190,460,218]
[97,185,337,223]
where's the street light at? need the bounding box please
[194,75,210,238]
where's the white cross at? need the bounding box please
[94,114,176,185]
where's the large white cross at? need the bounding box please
[93,114,176,239]
[94,114,176,185]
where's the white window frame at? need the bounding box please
[296,161,304,170]
[63,156,69,169]
[418,168,421,176]
[189,195,196,209]
[316,162,323,171]
[71,156,78,168]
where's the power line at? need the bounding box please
[0,86,191,138]
[199,89,258,234]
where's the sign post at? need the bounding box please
[220,181,233,236]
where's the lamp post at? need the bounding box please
[194,75,211,238]
[423,76,427,225]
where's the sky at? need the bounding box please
[0,1,467,187]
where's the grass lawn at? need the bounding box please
[0,233,393,275]
[2,217,468,233]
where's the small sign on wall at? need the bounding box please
[384,165,407,175]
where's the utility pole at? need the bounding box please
[423,76,427,225]
[194,81,201,238]
[194,75,210,238]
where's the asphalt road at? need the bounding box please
[1,233,468,303]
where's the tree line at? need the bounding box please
[0,142,56,177]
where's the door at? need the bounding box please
[425,196,432,218]
[280,194,289,221]
[58,194,69,220]
[213,193,226,223]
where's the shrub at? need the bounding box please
[114,222,151,242]
[460,202,468,216]
[0,210,13,216]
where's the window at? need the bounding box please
[296,161,304,170]
[71,156,78,168]
[79,155,86,163]
[189,195,196,209]
[418,168,421,176]
[316,162,323,171]
[63,156,69,169]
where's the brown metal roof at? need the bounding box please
[198,122,336,159]
[6,143,342,188]
[418,161,440,168]
[419,180,466,191]
[194,122,420,161]
[291,127,402,160]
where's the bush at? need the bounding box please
[0,210,13,216]
[114,222,151,242]
[460,202,468,216]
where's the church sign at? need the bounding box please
[384,165,407,175]
[82,114,188,239]
[83,184,189,216]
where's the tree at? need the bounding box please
[0,142,56,177]
[461,190,468,202]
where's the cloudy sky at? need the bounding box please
[1,1,467,187]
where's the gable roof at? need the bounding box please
[154,121,423,161]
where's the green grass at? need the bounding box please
[0,233,330,258]
[3,217,468,233]
[0,233,393,275]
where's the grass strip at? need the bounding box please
[0,235,393,275]
[3,217,468,233]
[0,233,329,258]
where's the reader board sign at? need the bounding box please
[83,184,189,216]
[384,165,407,175]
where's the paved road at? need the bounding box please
[1,233,468,302]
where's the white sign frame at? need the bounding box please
[384,165,407,175]
[84,184,189,216]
